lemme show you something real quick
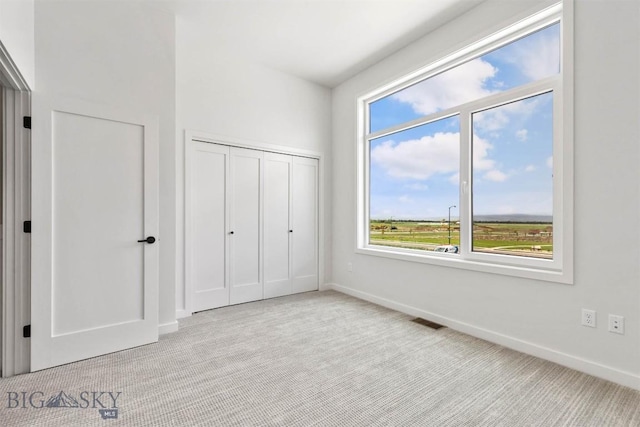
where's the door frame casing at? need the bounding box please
[0,39,31,378]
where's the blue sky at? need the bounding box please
[369,23,559,220]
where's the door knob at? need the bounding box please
[137,236,156,244]
[229,231,235,235]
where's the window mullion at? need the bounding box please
[357,98,369,249]
[459,108,472,258]
[551,83,563,266]
[366,107,461,141]
[462,77,559,118]
[367,77,558,143]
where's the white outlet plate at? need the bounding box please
[582,309,596,328]
[608,314,624,334]
[347,262,353,272]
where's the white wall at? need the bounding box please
[174,16,332,316]
[0,0,35,88]
[331,0,640,387]
[33,0,177,329]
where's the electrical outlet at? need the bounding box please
[581,309,596,328]
[347,262,353,272]
[608,314,624,335]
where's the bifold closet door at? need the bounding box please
[264,153,292,298]
[189,142,317,313]
[229,147,263,304]
[191,142,230,311]
[292,157,319,293]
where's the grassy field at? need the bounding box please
[370,220,552,259]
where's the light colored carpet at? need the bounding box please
[1,290,639,426]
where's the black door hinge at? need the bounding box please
[23,221,31,233]
[23,325,31,338]
[23,116,31,129]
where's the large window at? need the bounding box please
[357,3,573,283]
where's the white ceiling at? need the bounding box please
[170,0,485,88]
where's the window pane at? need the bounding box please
[369,116,460,252]
[370,23,560,133]
[471,92,553,259]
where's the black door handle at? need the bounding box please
[137,236,156,244]
[229,231,235,235]
[289,230,293,233]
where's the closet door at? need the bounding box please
[229,147,263,304]
[291,157,319,293]
[263,153,292,298]
[190,142,230,311]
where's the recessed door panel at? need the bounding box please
[229,148,263,304]
[264,153,292,298]
[52,112,145,335]
[292,157,318,293]
[192,143,229,311]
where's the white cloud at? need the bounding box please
[391,58,497,115]
[371,132,459,180]
[390,47,551,135]
[371,132,494,181]
[489,26,560,81]
[483,169,508,182]
[473,97,539,133]
[448,173,460,185]
[516,129,528,141]
[475,109,509,132]
[514,32,560,81]
[546,156,553,169]
[398,195,413,203]
[525,165,536,172]
[406,183,429,191]
[473,136,495,171]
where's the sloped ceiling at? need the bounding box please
[171,0,485,87]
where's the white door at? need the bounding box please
[291,157,319,293]
[229,147,263,304]
[189,142,229,311]
[31,99,159,371]
[263,153,292,298]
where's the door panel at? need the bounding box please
[264,153,292,298]
[53,112,145,335]
[229,147,263,304]
[292,157,318,293]
[191,142,229,311]
[32,99,158,371]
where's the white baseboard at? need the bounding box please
[159,320,179,335]
[326,283,640,391]
[175,309,191,319]
[319,282,334,291]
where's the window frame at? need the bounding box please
[356,3,573,284]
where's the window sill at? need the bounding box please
[355,245,572,284]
